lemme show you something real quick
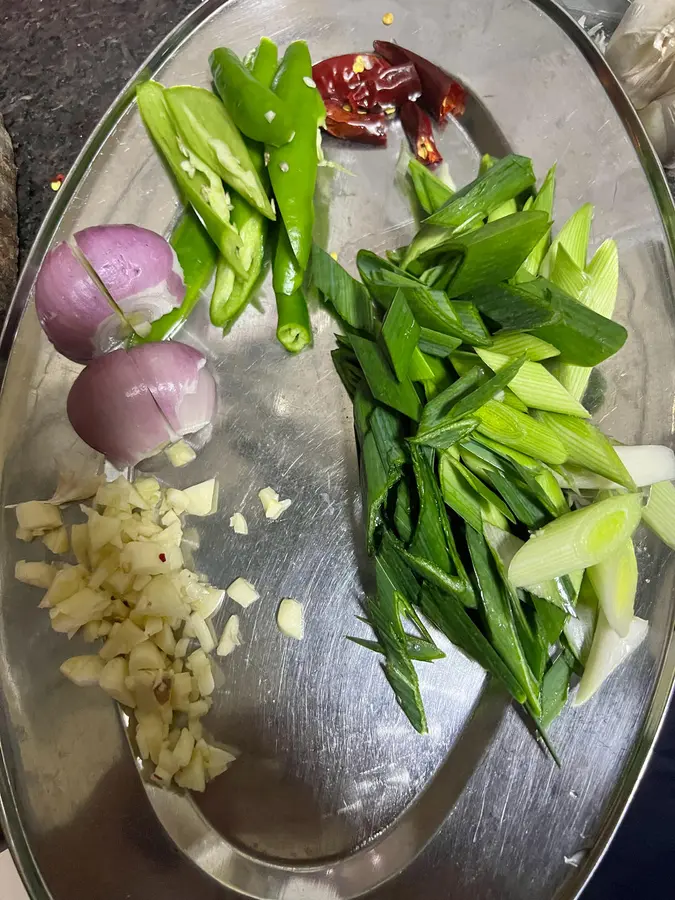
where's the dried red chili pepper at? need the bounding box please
[323,99,388,145]
[312,53,421,112]
[373,41,467,121]
[400,100,442,166]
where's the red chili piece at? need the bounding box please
[373,41,467,121]
[312,53,420,113]
[400,100,443,166]
[323,100,388,145]
[158,552,166,562]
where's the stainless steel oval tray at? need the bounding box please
[2,1,675,898]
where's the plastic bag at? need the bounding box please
[605,1,675,109]
[605,1,675,164]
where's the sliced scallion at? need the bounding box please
[563,576,598,665]
[514,164,556,282]
[475,349,590,417]
[539,654,572,728]
[466,525,542,714]
[642,479,675,549]
[418,327,462,357]
[549,239,619,400]
[442,212,551,298]
[350,334,422,421]
[423,154,536,229]
[311,245,374,332]
[418,586,527,705]
[381,290,420,380]
[468,277,627,366]
[587,538,637,638]
[572,610,648,707]
[408,158,454,215]
[508,493,642,586]
[490,331,560,361]
[474,400,567,465]
[540,202,593,277]
[532,411,636,490]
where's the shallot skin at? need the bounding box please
[35,242,116,364]
[35,225,186,363]
[67,343,216,468]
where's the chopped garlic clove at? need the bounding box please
[258,486,278,511]
[99,657,136,707]
[182,479,218,516]
[60,654,105,686]
[14,560,56,589]
[165,440,197,468]
[188,612,216,654]
[15,500,63,535]
[217,615,242,656]
[229,512,248,534]
[265,498,292,521]
[42,525,69,555]
[174,746,206,792]
[258,486,292,520]
[226,577,259,608]
[277,598,304,640]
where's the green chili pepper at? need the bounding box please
[164,86,275,220]
[276,289,312,352]
[268,41,325,271]
[136,80,247,278]
[209,47,295,146]
[247,37,278,88]
[210,194,268,331]
[207,42,278,331]
[133,206,218,344]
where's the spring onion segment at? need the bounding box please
[509,494,642,586]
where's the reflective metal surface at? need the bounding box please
[1,1,674,898]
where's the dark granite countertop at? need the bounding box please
[0,1,672,897]
[1,0,199,265]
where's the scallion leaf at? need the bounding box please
[587,538,637,638]
[347,633,446,662]
[408,158,454,215]
[474,400,568,465]
[466,525,542,714]
[448,356,527,421]
[311,245,374,333]
[563,576,598,665]
[423,154,536,229]
[394,478,414,544]
[362,591,427,732]
[475,349,590,417]
[550,239,619,400]
[508,493,643,586]
[540,202,593,276]
[441,212,551,297]
[642,479,675,549]
[381,290,420,380]
[418,586,527,704]
[467,277,627,366]
[539,654,572,728]
[490,331,560,361]
[419,368,484,431]
[350,334,422,420]
[409,417,479,450]
[532,411,635,490]
[514,164,556,282]
[418,327,462,357]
